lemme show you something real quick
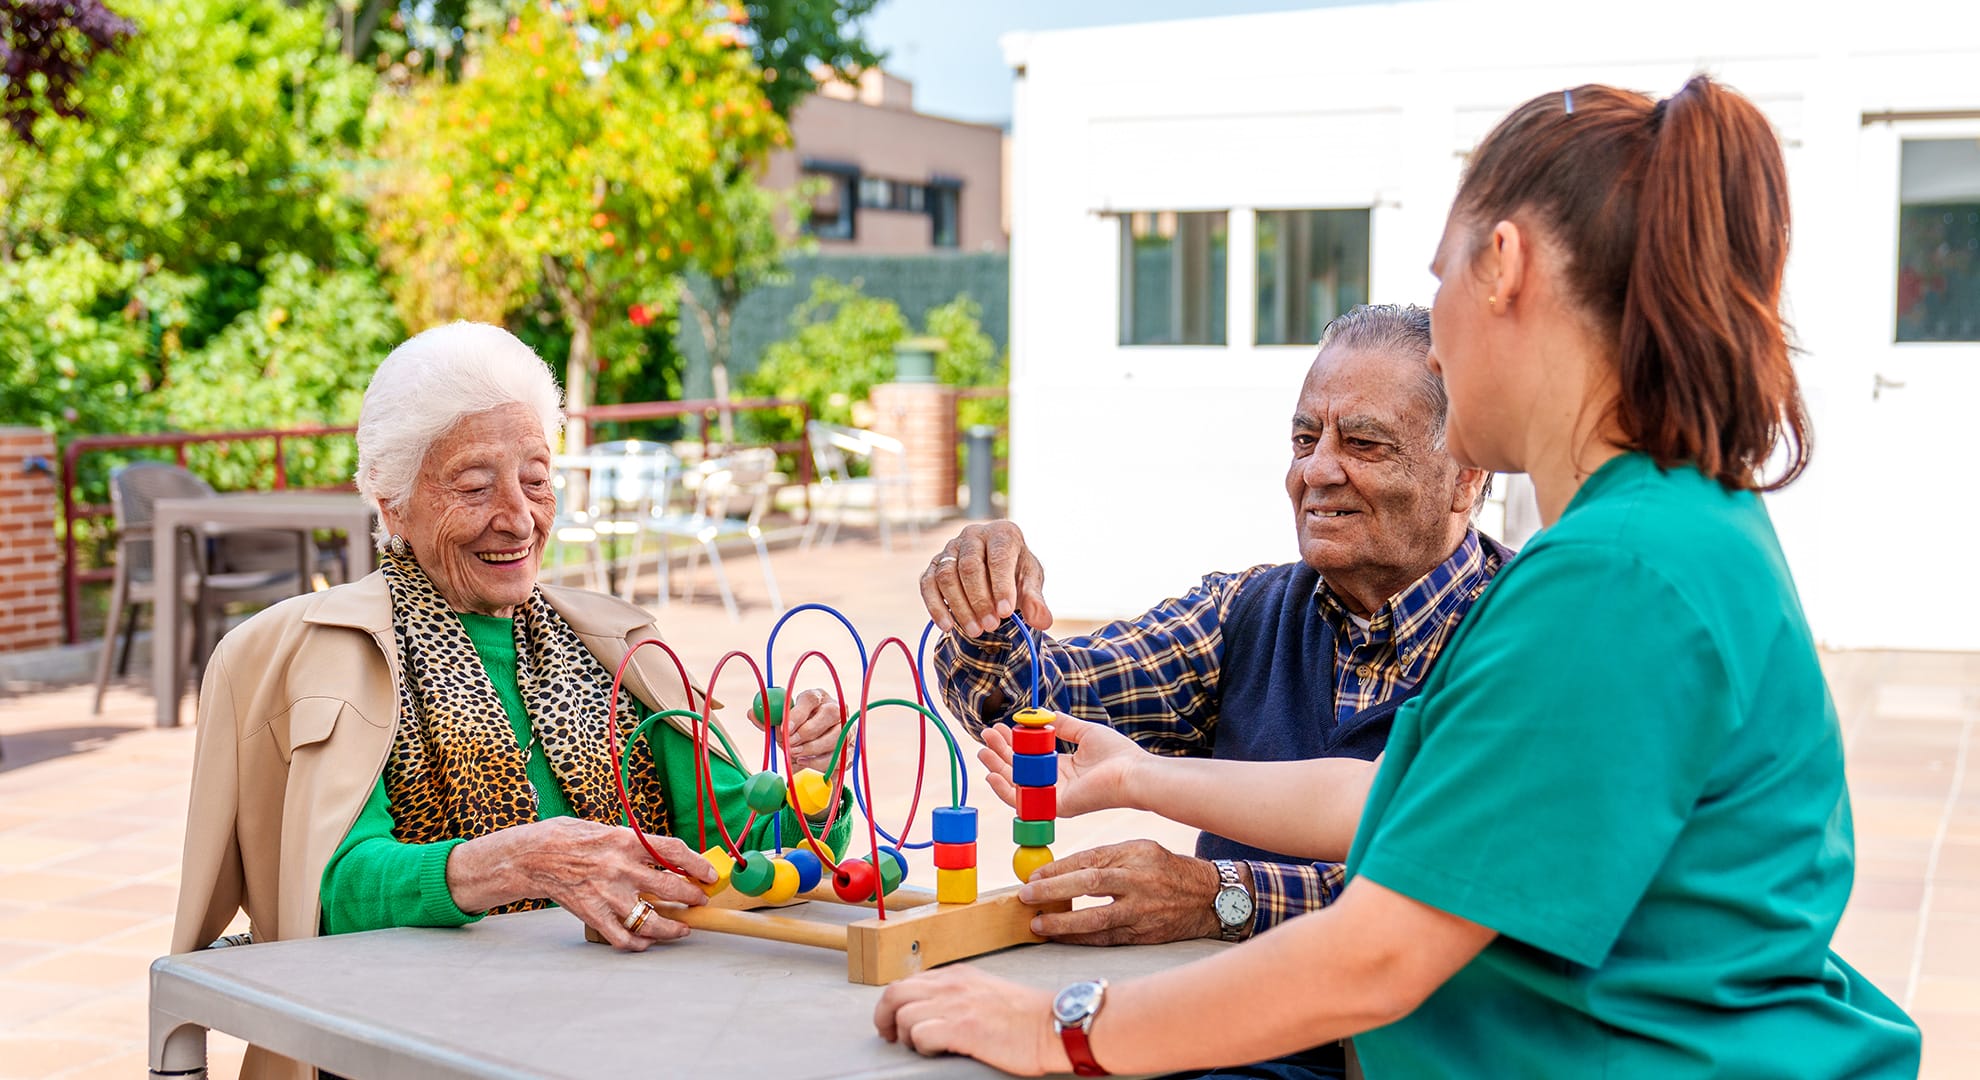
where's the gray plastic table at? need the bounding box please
[149,904,1228,1079]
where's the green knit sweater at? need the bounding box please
[319,613,849,934]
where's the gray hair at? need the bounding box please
[355,322,564,547]
[1314,303,1492,502]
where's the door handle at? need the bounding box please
[1873,373,1907,401]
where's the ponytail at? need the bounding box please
[1455,76,1810,491]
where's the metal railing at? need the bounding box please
[57,398,816,644]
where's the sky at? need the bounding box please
[855,0,1361,126]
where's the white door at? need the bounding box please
[1822,121,1980,650]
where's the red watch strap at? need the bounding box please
[1061,1024,1108,1077]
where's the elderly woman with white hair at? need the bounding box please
[173,325,847,1046]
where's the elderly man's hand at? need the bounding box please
[778,687,843,773]
[922,521,1052,638]
[1017,841,1228,945]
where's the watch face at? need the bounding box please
[1214,885,1254,926]
[1053,981,1103,1025]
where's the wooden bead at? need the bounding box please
[743,770,788,813]
[1012,817,1055,846]
[1012,725,1057,755]
[751,686,786,728]
[1011,707,1055,728]
[788,768,832,817]
[760,858,802,904]
[871,846,907,895]
[932,841,976,870]
[731,851,777,896]
[1015,784,1056,821]
[700,846,736,897]
[833,859,879,903]
[782,847,824,893]
[1011,751,1057,788]
[936,866,977,905]
[1012,845,1054,882]
[931,806,978,844]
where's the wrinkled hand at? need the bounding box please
[774,687,843,773]
[921,521,1053,638]
[1017,841,1224,945]
[448,817,715,952]
[875,966,1064,1075]
[979,713,1150,818]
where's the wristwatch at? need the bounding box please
[1212,859,1254,942]
[1051,979,1110,1077]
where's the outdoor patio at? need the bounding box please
[0,531,1973,1077]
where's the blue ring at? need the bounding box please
[1009,611,1042,709]
[763,602,870,839]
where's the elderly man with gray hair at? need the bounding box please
[922,302,1506,1079]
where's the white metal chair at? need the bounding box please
[643,448,783,621]
[91,463,312,714]
[802,420,920,553]
[549,441,676,599]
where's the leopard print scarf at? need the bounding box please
[380,548,672,913]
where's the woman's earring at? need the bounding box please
[1487,295,1498,312]
[388,534,409,557]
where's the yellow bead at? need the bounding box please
[1012,845,1054,882]
[789,835,835,864]
[760,857,802,904]
[701,846,736,897]
[1011,707,1055,728]
[788,768,832,817]
[936,866,978,904]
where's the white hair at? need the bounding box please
[355,322,564,547]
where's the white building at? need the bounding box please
[1000,0,1980,650]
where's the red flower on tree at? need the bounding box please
[628,302,654,327]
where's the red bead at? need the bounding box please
[1012,725,1056,755]
[1016,784,1057,821]
[933,841,976,870]
[833,859,879,903]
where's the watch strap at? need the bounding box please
[1060,1021,1108,1077]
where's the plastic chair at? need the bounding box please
[550,441,675,600]
[643,448,783,621]
[802,421,921,553]
[91,463,312,714]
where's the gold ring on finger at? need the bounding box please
[623,898,656,934]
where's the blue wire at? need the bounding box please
[763,602,869,851]
[1009,611,1042,708]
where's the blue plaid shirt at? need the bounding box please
[935,530,1502,935]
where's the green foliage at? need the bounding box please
[740,0,883,121]
[367,0,785,415]
[741,277,1007,447]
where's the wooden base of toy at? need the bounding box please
[584,882,1070,985]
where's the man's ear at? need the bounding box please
[1450,467,1490,516]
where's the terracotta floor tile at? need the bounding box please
[0,1036,120,1079]
[1920,1041,1980,1080]
[72,881,178,916]
[17,816,151,847]
[0,870,122,905]
[52,1050,150,1080]
[1910,1011,1980,1051]
[1935,842,1980,884]
[0,905,155,946]
[1920,915,1980,978]
[1929,881,1980,916]
[0,979,98,1030]
[0,834,84,869]
[35,991,148,1041]
[43,846,178,880]
[0,810,41,833]
[89,917,173,958]
[4,949,150,988]
[1853,876,1928,911]
[0,938,55,973]
[1913,976,1980,1013]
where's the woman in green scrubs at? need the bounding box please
[874,76,1922,1079]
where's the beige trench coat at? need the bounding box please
[170,572,733,1078]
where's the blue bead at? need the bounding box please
[782,847,824,893]
[1012,751,1057,789]
[931,806,978,844]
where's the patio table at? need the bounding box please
[149,904,1227,1079]
[151,492,376,727]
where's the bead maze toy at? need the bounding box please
[583,604,1069,985]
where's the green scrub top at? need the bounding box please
[1345,453,1919,1078]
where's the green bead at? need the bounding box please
[867,848,905,895]
[751,687,787,728]
[731,851,777,896]
[744,771,787,813]
[1012,818,1055,846]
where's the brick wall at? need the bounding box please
[868,382,958,520]
[0,427,62,653]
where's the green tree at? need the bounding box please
[368,0,783,447]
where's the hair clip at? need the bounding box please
[1563,89,1575,115]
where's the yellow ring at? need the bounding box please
[623,899,655,934]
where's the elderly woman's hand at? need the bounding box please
[777,688,845,774]
[446,817,716,951]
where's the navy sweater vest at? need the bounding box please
[1192,538,1511,867]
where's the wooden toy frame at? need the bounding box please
[586,882,1071,985]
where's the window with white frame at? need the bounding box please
[1255,209,1371,346]
[1897,139,1980,343]
[1119,211,1228,346]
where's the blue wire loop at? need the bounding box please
[1009,611,1042,708]
[763,602,870,850]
